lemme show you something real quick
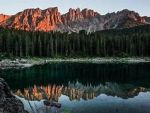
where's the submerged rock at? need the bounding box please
[0,78,28,113]
[43,100,61,108]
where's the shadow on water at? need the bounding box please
[1,62,150,89]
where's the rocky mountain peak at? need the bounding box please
[116,9,146,23]
[61,8,99,24]
[143,16,150,23]
[0,14,10,23]
[0,7,149,32]
[1,7,62,31]
[81,8,98,18]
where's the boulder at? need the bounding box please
[0,78,28,113]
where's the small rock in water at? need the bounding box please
[51,102,61,108]
[43,100,61,108]
[43,100,51,106]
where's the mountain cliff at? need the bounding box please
[0,14,10,23]
[144,16,150,23]
[59,9,148,32]
[61,8,99,24]
[0,7,62,31]
[0,7,149,32]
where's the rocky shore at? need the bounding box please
[0,59,33,69]
[0,57,150,69]
[0,78,28,113]
[0,58,46,69]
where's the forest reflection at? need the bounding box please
[1,62,150,102]
[1,63,150,90]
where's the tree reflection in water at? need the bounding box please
[1,63,150,113]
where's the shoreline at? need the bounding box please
[0,57,150,69]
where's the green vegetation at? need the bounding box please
[0,25,150,57]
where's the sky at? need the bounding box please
[0,0,150,16]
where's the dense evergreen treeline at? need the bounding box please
[0,25,150,57]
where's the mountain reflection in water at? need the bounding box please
[14,82,149,101]
[1,62,150,113]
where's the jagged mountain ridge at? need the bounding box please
[0,7,62,31]
[144,16,150,23]
[0,14,10,23]
[59,9,148,32]
[0,7,149,32]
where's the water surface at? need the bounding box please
[1,62,150,113]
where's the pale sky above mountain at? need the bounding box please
[0,0,149,16]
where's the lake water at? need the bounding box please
[1,62,150,113]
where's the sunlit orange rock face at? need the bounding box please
[0,7,150,32]
[0,7,98,32]
[61,8,98,24]
[0,14,10,23]
[1,7,62,31]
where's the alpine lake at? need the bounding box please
[1,61,150,113]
